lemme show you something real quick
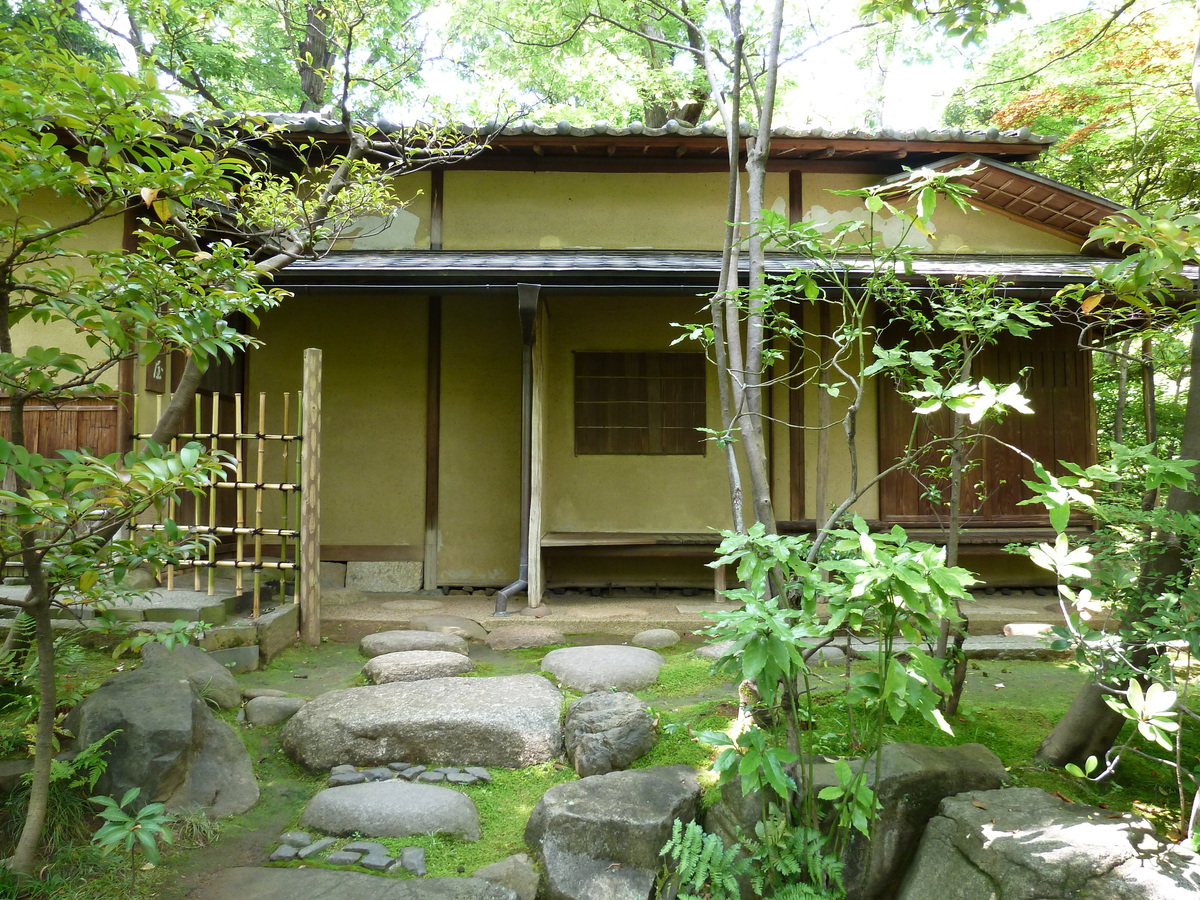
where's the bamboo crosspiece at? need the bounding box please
[132,353,319,631]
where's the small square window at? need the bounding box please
[574,351,706,455]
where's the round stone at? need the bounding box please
[632,628,680,649]
[360,630,469,658]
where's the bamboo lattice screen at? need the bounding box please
[134,348,322,638]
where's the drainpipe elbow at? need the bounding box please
[493,579,527,617]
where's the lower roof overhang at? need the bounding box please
[274,250,1117,298]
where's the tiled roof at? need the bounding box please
[260,114,1054,146]
[249,115,1054,165]
[276,250,1107,293]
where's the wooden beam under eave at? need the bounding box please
[966,197,1095,253]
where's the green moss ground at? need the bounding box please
[3,639,1198,898]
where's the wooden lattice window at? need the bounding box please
[574,352,706,455]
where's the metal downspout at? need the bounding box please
[494,283,540,616]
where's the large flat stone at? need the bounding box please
[541,645,664,692]
[281,674,563,769]
[362,650,475,683]
[360,630,469,657]
[301,781,481,840]
[188,868,518,900]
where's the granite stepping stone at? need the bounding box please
[407,614,488,642]
[301,781,482,840]
[363,650,475,684]
[541,645,665,692]
[632,628,680,649]
[360,630,469,658]
[485,624,565,651]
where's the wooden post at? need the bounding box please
[299,348,322,645]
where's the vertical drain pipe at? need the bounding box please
[494,283,540,616]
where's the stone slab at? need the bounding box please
[347,561,423,593]
[189,869,518,899]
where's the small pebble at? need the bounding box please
[446,772,475,784]
[344,840,390,856]
[417,770,446,783]
[362,767,393,781]
[387,761,412,772]
[400,765,426,780]
[464,767,492,783]
[328,771,367,787]
[330,764,357,775]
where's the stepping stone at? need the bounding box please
[363,650,475,684]
[694,640,736,660]
[361,630,469,658]
[301,781,482,840]
[485,624,565,651]
[541,645,665,692]
[296,837,336,859]
[245,696,306,726]
[407,614,488,642]
[192,868,518,899]
[281,675,563,769]
[565,692,657,776]
[632,628,680,649]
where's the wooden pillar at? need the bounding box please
[299,348,322,645]
[423,297,442,590]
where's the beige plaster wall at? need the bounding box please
[332,172,432,251]
[436,295,523,584]
[248,292,428,549]
[9,192,127,362]
[802,172,1081,254]
[541,294,737,534]
[442,172,789,251]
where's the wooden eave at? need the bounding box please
[894,154,1126,249]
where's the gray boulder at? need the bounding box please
[473,853,540,900]
[281,674,563,769]
[564,692,657,776]
[541,645,664,692]
[486,624,565,651]
[301,781,481,840]
[407,614,488,641]
[694,640,736,661]
[245,695,307,726]
[141,642,241,709]
[897,788,1200,900]
[363,650,475,683]
[63,664,258,818]
[525,765,701,900]
[704,742,1006,900]
[360,630,469,657]
[631,628,680,649]
[191,868,518,900]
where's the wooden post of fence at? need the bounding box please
[299,348,322,646]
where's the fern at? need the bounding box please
[658,818,744,900]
